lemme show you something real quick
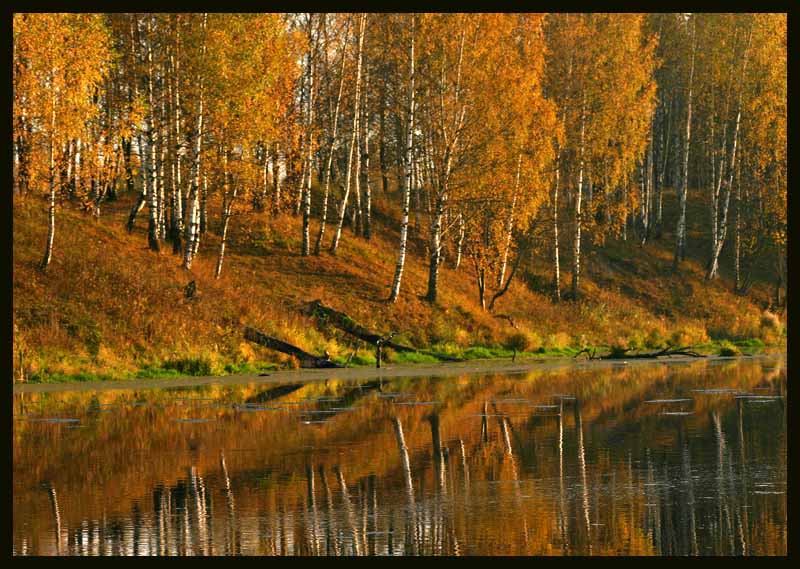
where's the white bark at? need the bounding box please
[183,14,206,270]
[571,92,586,299]
[498,153,522,286]
[388,15,415,303]
[330,14,365,255]
[314,21,349,255]
[674,18,695,269]
[302,21,316,257]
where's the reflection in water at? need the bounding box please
[13,357,787,556]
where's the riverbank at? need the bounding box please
[14,185,785,386]
[12,352,786,394]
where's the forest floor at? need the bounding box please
[12,184,786,384]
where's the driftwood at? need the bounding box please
[301,299,463,362]
[243,326,344,368]
[575,345,706,360]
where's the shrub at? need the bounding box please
[163,356,213,376]
[609,337,630,357]
[544,332,571,351]
[760,311,782,332]
[668,323,708,348]
[718,340,740,357]
[646,327,667,349]
[502,332,530,353]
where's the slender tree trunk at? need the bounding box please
[353,117,363,235]
[571,93,586,299]
[498,153,522,286]
[330,14,365,255]
[734,164,741,292]
[127,132,148,232]
[272,142,281,214]
[314,22,349,255]
[145,18,160,252]
[425,193,446,302]
[552,153,561,301]
[388,15,415,302]
[215,151,237,279]
[40,94,57,271]
[454,213,465,270]
[183,13,206,270]
[302,22,316,257]
[171,25,184,254]
[674,19,695,270]
[380,81,388,193]
[708,27,752,280]
[362,67,373,240]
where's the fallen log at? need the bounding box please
[300,299,463,362]
[243,326,344,369]
[575,345,706,360]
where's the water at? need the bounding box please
[12,357,786,556]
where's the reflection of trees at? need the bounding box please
[13,358,787,556]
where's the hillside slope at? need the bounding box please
[12,186,784,382]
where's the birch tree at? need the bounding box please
[13,14,111,271]
[388,13,415,302]
[329,13,366,255]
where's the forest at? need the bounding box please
[12,13,787,382]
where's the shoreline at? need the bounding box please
[12,352,785,395]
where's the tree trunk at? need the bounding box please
[272,142,281,214]
[552,153,561,301]
[171,28,184,254]
[183,14,206,270]
[362,67,372,240]
[498,153,522,286]
[40,95,57,272]
[145,18,160,252]
[215,150,236,279]
[314,22,349,255]
[330,14,365,255]
[674,19,695,270]
[571,93,586,299]
[454,213,464,270]
[302,23,316,257]
[388,18,415,303]
[707,26,751,280]
[425,193,446,302]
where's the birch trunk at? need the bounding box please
[571,93,586,299]
[707,27,751,280]
[424,27,466,303]
[353,117,363,235]
[314,23,349,255]
[171,26,184,254]
[199,170,207,235]
[40,91,57,271]
[145,18,160,252]
[329,14,365,255]
[552,153,561,301]
[272,142,280,214]
[215,150,237,279]
[362,67,373,240]
[183,13,206,270]
[388,15,414,302]
[674,19,695,269]
[454,213,464,270]
[498,153,522,286]
[425,193,446,302]
[301,25,316,257]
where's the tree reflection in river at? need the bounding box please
[13,357,786,555]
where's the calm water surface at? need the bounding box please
[13,357,787,556]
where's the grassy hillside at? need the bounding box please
[12,185,785,383]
